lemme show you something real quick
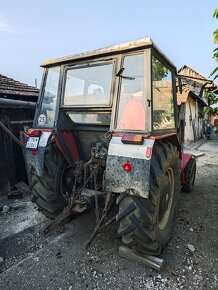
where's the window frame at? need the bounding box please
[61,59,116,109]
[112,50,150,134]
[151,49,178,133]
[34,66,63,129]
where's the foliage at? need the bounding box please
[152,56,168,81]
[213,8,218,18]
[206,9,218,117]
[210,9,218,80]
[203,90,218,116]
[203,105,218,116]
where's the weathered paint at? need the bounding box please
[26,131,52,176]
[184,96,205,144]
[105,136,154,198]
[54,131,80,162]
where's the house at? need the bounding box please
[177,65,217,145]
[0,74,39,195]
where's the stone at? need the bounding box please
[0,257,4,266]
[2,205,10,213]
[187,244,196,252]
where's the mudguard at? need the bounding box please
[105,136,154,198]
[25,131,52,176]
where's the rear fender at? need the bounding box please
[25,130,52,176]
[149,133,181,157]
[105,136,154,198]
[180,153,193,183]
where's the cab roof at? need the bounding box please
[41,38,176,69]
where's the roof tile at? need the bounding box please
[0,74,39,98]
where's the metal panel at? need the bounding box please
[105,137,154,198]
[26,131,51,176]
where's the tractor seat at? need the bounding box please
[118,98,145,130]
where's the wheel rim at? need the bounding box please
[60,164,75,201]
[158,167,174,230]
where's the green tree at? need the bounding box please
[210,8,218,80]
[203,90,218,116]
[205,9,218,117]
[152,56,168,81]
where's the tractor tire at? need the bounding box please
[181,158,196,193]
[30,141,74,218]
[117,142,180,255]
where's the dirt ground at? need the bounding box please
[0,137,217,290]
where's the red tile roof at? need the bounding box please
[177,88,190,105]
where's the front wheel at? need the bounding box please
[181,158,196,193]
[117,142,180,255]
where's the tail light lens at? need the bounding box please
[32,150,37,156]
[123,162,132,172]
[27,129,42,137]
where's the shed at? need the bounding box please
[0,74,38,195]
[177,66,216,145]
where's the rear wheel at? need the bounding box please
[117,142,180,255]
[31,142,74,218]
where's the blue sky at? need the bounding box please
[0,0,217,87]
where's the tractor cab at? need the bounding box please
[34,38,178,149]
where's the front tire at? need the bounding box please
[117,142,180,255]
[181,158,196,192]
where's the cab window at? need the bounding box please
[37,67,60,127]
[63,63,113,106]
[152,56,175,130]
[116,53,145,131]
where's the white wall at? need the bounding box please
[184,97,204,144]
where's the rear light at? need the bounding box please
[32,150,37,156]
[146,147,152,159]
[27,129,42,137]
[121,134,143,145]
[25,129,42,145]
[123,162,132,172]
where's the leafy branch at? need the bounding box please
[211,8,218,80]
[203,90,218,116]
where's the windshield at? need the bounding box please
[36,66,60,127]
[63,62,113,106]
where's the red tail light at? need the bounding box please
[32,150,37,156]
[27,129,42,137]
[123,162,132,172]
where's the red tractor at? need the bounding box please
[26,38,196,255]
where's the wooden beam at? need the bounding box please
[119,246,164,271]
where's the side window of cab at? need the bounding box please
[152,56,175,130]
[36,67,60,127]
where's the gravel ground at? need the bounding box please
[0,137,217,290]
